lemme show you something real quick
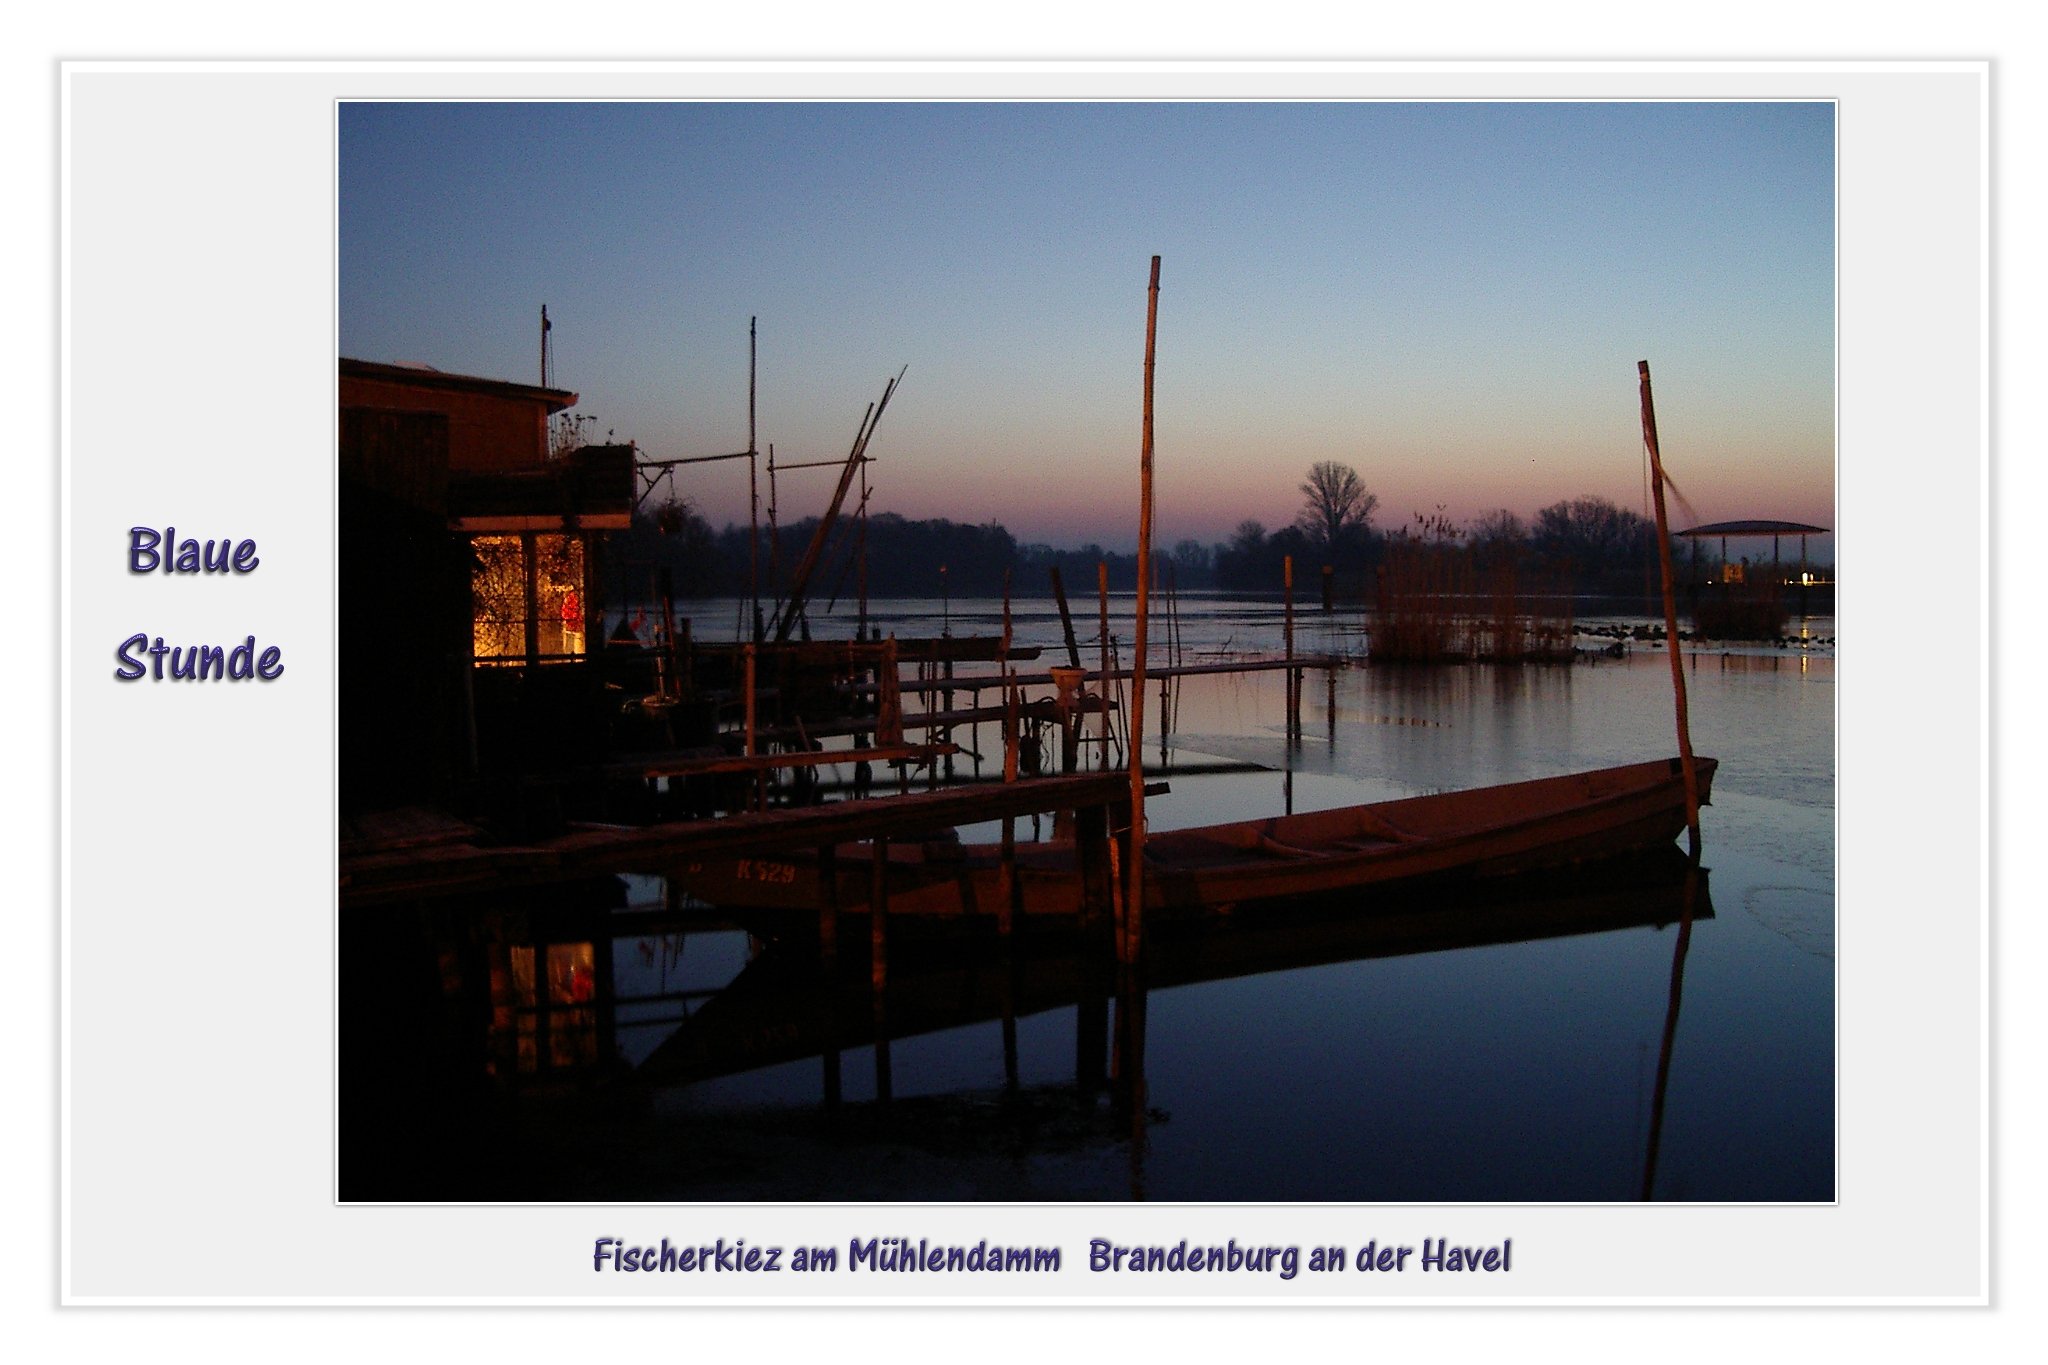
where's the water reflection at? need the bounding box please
[343,599,1830,1202]
[342,854,1715,1201]
[1640,861,1703,1201]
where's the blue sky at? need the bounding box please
[340,100,1834,549]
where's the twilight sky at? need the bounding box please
[339,100,1835,550]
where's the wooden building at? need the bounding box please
[340,359,635,813]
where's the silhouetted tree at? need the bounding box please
[1531,495,1655,588]
[1169,538,1214,587]
[1295,460,1379,557]
[1214,520,1267,591]
[1465,508,1530,569]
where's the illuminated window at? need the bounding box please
[537,535,587,658]
[470,533,588,664]
[471,535,527,661]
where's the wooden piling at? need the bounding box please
[872,1016,893,1104]
[870,834,892,1101]
[1283,554,1298,744]
[942,657,955,781]
[1326,666,1338,748]
[999,673,1019,938]
[1098,560,1112,771]
[818,841,841,1106]
[1050,565,1083,669]
[743,643,758,755]
[1636,360,1703,857]
[743,642,762,811]
[1124,255,1160,966]
[1075,803,1110,936]
[1158,563,1171,765]
[1001,982,1019,1093]
[658,567,680,699]
[1076,974,1109,1094]
[818,843,838,962]
[869,836,889,990]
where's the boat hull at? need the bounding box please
[668,756,1716,928]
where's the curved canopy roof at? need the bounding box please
[1675,520,1831,537]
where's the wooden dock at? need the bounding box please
[340,772,1141,909]
[604,741,957,780]
[860,654,1347,697]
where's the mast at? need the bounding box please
[1124,256,1161,965]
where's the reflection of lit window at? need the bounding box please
[499,941,598,1074]
[470,533,587,664]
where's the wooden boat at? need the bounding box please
[669,755,1716,925]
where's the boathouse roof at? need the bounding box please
[1675,520,1831,537]
[340,357,578,412]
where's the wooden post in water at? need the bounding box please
[818,843,839,960]
[1098,560,1112,771]
[1076,803,1110,937]
[1284,554,1299,745]
[818,841,841,1106]
[942,657,955,781]
[1637,360,1703,857]
[1158,561,1171,765]
[1326,666,1338,749]
[1001,568,1013,660]
[869,832,893,1104]
[1124,255,1161,966]
[658,567,680,699]
[1050,565,1083,669]
[999,669,1019,939]
[743,643,757,755]
[1000,968,1019,1093]
[743,642,762,811]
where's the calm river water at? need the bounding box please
[346,595,1834,1204]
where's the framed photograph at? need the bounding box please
[59,60,1986,1310]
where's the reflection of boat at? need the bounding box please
[671,756,1716,927]
[640,855,1713,1085]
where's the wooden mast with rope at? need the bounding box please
[1637,359,1703,858]
[1124,256,1161,965]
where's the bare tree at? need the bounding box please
[1467,508,1528,564]
[1295,461,1379,554]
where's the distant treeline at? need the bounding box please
[603,494,1684,605]
[604,510,1145,602]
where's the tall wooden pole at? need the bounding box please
[857,452,871,641]
[748,317,760,641]
[1283,553,1298,745]
[1637,360,1703,857]
[1098,560,1111,771]
[1126,256,1161,965]
[766,444,781,614]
